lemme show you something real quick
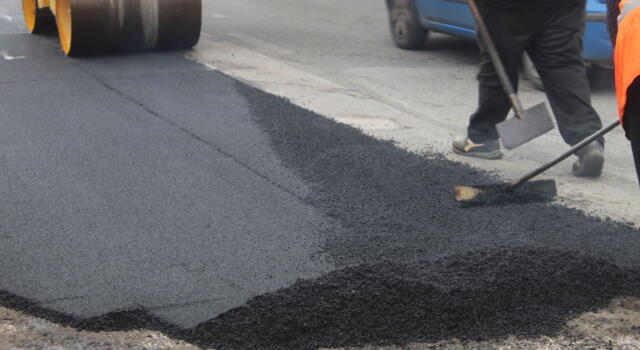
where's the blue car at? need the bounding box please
[387,0,613,82]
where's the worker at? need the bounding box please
[607,0,640,184]
[452,0,606,177]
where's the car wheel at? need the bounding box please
[522,53,544,91]
[388,0,428,50]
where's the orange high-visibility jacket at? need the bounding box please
[615,0,640,121]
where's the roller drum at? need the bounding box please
[156,0,202,50]
[55,0,201,56]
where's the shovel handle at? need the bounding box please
[468,0,525,119]
[509,120,621,191]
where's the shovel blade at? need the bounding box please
[497,102,555,150]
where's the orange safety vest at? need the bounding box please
[615,0,640,122]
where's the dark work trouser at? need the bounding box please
[624,79,640,185]
[467,1,604,146]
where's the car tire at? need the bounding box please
[388,0,428,50]
[522,53,545,91]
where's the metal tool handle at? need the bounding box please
[467,0,525,119]
[509,120,621,191]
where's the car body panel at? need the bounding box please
[411,0,612,63]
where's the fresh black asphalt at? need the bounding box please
[1,14,640,350]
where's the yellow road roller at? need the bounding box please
[21,0,202,56]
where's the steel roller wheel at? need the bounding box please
[55,0,123,56]
[156,0,202,50]
[22,0,55,34]
[55,0,201,56]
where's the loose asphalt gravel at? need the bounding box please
[1,27,640,350]
[187,84,640,349]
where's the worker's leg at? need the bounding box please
[527,3,604,147]
[624,79,640,184]
[466,3,535,143]
[528,3,605,176]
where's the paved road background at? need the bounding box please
[196,0,639,225]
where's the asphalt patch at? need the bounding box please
[235,82,640,269]
[2,69,640,350]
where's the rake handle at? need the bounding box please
[467,0,525,119]
[508,120,621,191]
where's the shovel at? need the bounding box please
[454,120,620,206]
[468,0,555,149]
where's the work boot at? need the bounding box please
[452,136,503,160]
[572,141,604,177]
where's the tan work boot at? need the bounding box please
[452,136,503,160]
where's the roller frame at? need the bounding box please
[21,0,55,34]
